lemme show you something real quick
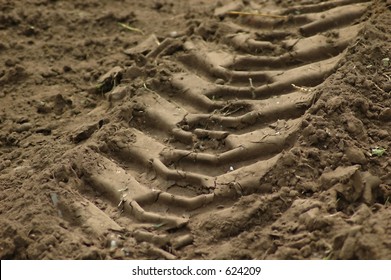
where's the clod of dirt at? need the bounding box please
[93,66,123,94]
[0,221,31,259]
[379,108,391,121]
[344,146,367,164]
[53,94,73,115]
[146,37,183,59]
[348,204,372,224]
[343,113,368,141]
[124,65,144,79]
[333,225,362,259]
[320,165,381,204]
[107,85,130,103]
[360,172,381,204]
[124,34,160,56]
[299,206,333,231]
[70,122,101,144]
[36,101,52,114]
[0,65,27,86]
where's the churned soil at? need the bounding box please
[0,0,390,259]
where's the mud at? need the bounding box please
[0,0,390,260]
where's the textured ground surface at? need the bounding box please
[0,0,390,259]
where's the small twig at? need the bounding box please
[249,78,256,99]
[117,193,127,209]
[278,195,288,205]
[222,106,243,116]
[218,103,244,116]
[143,82,157,93]
[286,38,301,51]
[371,81,386,93]
[292,83,312,93]
[118,22,144,35]
[143,83,168,105]
[227,11,288,19]
[118,187,128,193]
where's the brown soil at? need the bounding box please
[0,0,390,260]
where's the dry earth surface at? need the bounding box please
[0,0,390,259]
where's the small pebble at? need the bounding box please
[169,31,179,38]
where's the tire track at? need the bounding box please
[62,0,371,258]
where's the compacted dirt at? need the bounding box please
[1,0,390,259]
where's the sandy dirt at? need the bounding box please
[0,0,390,259]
